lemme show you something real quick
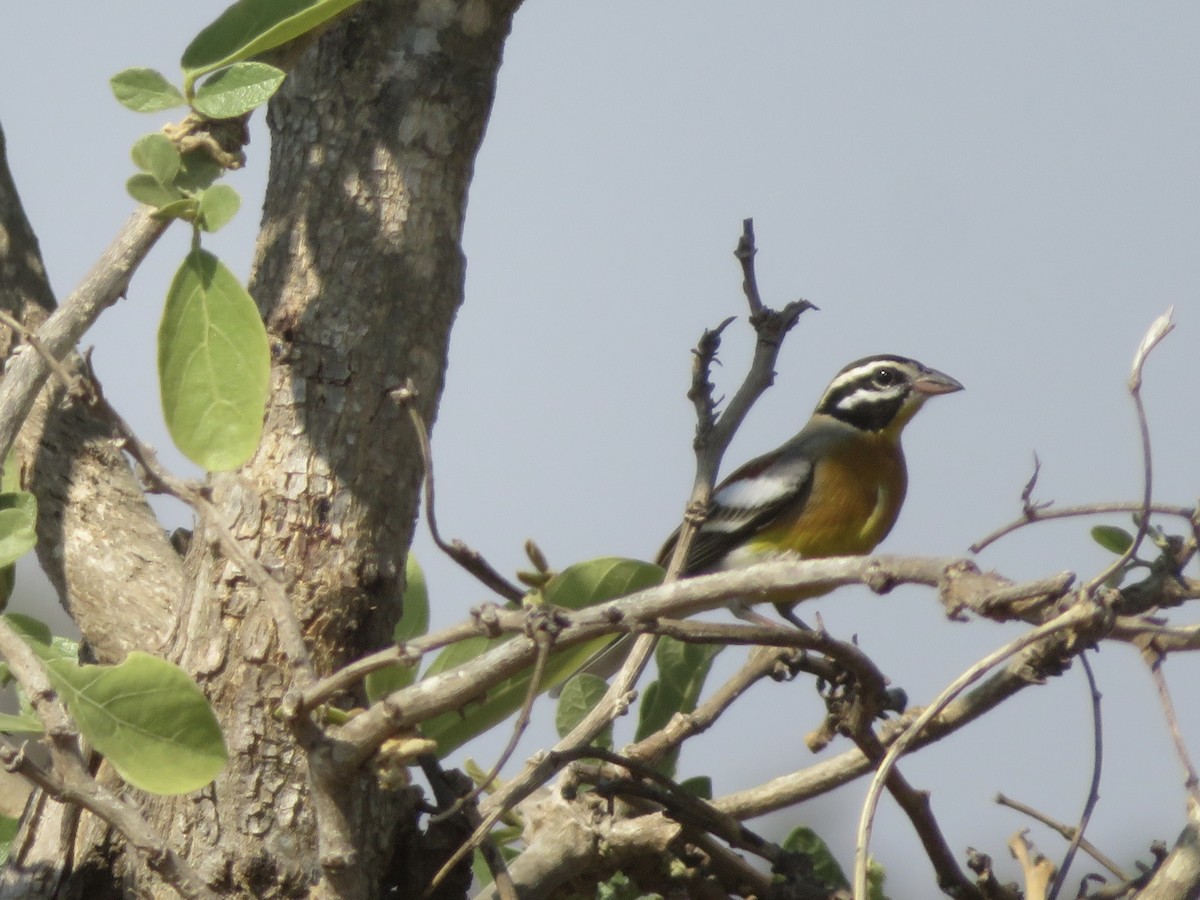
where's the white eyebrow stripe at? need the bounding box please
[835,384,906,409]
[827,362,886,389]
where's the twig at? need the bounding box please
[333,555,1064,767]
[428,629,553,827]
[734,219,766,315]
[971,502,1195,555]
[428,631,654,891]
[452,220,819,896]
[0,310,87,399]
[1086,308,1175,594]
[83,377,315,682]
[0,206,169,468]
[625,645,786,766]
[667,219,816,579]
[849,715,982,898]
[390,381,523,602]
[852,600,1104,899]
[0,619,217,900]
[1146,655,1200,804]
[1047,652,1103,900]
[995,794,1127,880]
[420,757,518,900]
[298,607,525,713]
[1009,830,1055,900]
[715,620,1088,826]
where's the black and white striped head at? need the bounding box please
[814,355,963,433]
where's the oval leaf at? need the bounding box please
[554,673,612,749]
[158,249,270,471]
[182,0,363,86]
[543,557,665,611]
[1091,525,1134,556]
[196,184,242,232]
[191,62,286,119]
[44,652,226,795]
[782,826,850,890]
[126,174,184,210]
[421,558,663,755]
[110,67,186,113]
[130,133,181,186]
[0,493,37,568]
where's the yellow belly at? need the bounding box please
[745,435,906,560]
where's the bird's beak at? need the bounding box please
[912,366,964,396]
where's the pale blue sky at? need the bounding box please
[3,3,1199,895]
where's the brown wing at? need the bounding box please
[656,448,814,575]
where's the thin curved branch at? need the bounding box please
[852,600,1104,898]
[1047,652,1104,900]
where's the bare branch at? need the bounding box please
[972,502,1196,554]
[1047,652,1104,900]
[1134,798,1200,900]
[0,207,169,467]
[1086,309,1175,594]
[390,381,524,602]
[853,600,1105,898]
[995,793,1127,881]
[1145,655,1200,805]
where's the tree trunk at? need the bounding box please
[0,1,521,896]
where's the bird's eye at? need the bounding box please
[872,367,899,387]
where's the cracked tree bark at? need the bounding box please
[0,0,521,896]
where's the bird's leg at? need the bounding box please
[775,603,812,631]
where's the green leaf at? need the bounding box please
[191,62,286,119]
[182,0,363,87]
[678,775,712,799]
[196,185,242,233]
[420,559,664,756]
[0,711,42,735]
[44,652,226,795]
[364,556,431,704]
[554,674,612,749]
[126,174,184,210]
[868,859,890,900]
[0,815,19,866]
[1091,525,1135,556]
[635,637,721,777]
[158,250,270,471]
[542,557,664,612]
[110,67,186,113]
[130,133,181,186]
[152,198,201,223]
[0,566,13,612]
[3,613,55,656]
[0,493,37,568]
[781,826,849,889]
[175,150,224,192]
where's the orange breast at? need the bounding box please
[750,435,907,558]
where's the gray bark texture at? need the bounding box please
[0,0,520,896]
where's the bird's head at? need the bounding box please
[814,355,963,435]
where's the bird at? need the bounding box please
[656,353,963,627]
